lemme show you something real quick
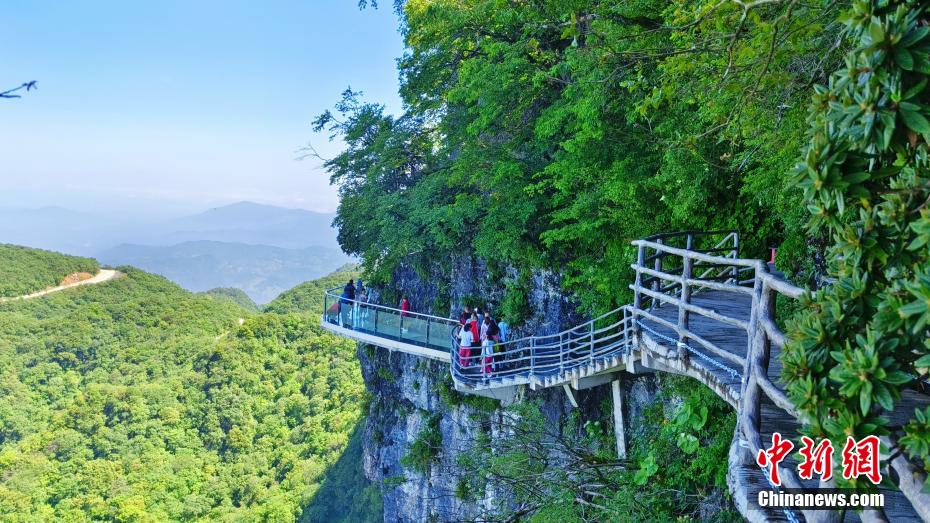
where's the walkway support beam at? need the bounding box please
[612,379,627,460]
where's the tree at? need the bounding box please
[784,0,930,487]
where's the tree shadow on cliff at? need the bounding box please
[300,420,383,523]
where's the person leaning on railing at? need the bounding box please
[340,279,355,328]
[458,320,474,371]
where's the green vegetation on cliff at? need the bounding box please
[321,0,845,312]
[0,244,99,297]
[453,376,738,522]
[0,260,375,521]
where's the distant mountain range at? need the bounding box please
[99,240,350,304]
[1,201,350,304]
[140,201,341,250]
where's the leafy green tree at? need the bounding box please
[784,0,930,486]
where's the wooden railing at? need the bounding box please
[630,231,756,375]
[322,230,930,521]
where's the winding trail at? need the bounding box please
[0,269,123,303]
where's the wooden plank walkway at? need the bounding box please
[322,230,930,522]
[640,290,928,523]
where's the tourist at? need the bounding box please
[459,305,472,325]
[400,295,410,334]
[339,290,351,328]
[481,315,494,376]
[458,322,474,372]
[342,280,356,328]
[476,307,484,327]
[400,295,410,317]
[466,312,481,369]
[497,318,509,370]
[486,315,502,370]
[357,286,369,325]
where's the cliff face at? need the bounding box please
[356,259,664,522]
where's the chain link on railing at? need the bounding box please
[633,319,741,381]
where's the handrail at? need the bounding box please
[321,228,923,520]
[323,287,460,325]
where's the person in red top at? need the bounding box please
[399,296,410,334]
[400,296,410,317]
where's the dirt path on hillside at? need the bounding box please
[0,269,123,303]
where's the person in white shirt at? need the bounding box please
[458,326,474,372]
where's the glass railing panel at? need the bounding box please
[374,310,401,339]
[428,322,456,349]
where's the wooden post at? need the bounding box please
[633,245,645,330]
[612,379,627,459]
[678,254,693,360]
[731,233,739,283]
[652,239,664,305]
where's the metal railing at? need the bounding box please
[321,230,930,521]
[449,305,635,387]
[322,288,460,352]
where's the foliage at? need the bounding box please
[400,412,443,475]
[264,263,359,315]
[782,0,930,487]
[319,0,846,315]
[454,375,737,521]
[0,261,375,520]
[0,244,99,297]
[199,287,260,312]
[300,424,383,523]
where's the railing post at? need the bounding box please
[529,337,536,377]
[678,254,693,360]
[731,232,739,283]
[589,321,595,365]
[426,318,431,346]
[559,333,564,375]
[652,238,663,304]
[633,244,645,325]
[374,308,379,332]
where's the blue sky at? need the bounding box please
[0,1,404,217]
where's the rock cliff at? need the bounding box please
[355,259,667,521]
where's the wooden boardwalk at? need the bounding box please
[641,292,927,522]
[322,230,930,522]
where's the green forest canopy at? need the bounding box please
[322,0,846,312]
[0,244,99,297]
[0,257,377,521]
[327,0,930,502]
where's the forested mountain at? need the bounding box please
[98,240,351,304]
[0,250,379,521]
[0,244,99,297]
[264,263,359,315]
[199,287,261,312]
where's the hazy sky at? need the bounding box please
[1,1,404,218]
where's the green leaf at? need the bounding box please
[900,108,930,135]
[895,47,915,70]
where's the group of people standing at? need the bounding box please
[337,279,370,328]
[333,281,510,379]
[457,306,509,377]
